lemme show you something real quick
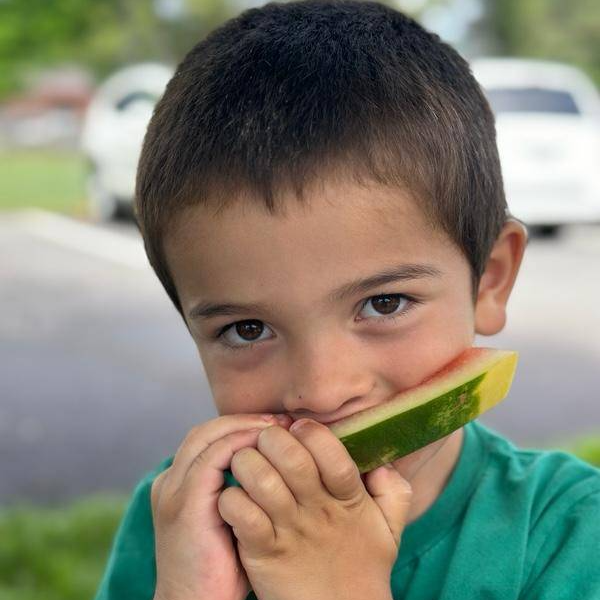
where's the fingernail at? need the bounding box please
[289,418,308,432]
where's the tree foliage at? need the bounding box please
[0,0,239,99]
[488,0,600,85]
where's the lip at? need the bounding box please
[288,397,390,428]
[290,415,348,427]
[293,407,375,426]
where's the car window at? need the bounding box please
[485,87,580,115]
[115,91,160,111]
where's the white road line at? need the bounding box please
[13,208,151,271]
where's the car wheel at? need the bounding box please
[86,175,133,222]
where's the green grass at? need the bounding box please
[0,494,128,600]
[0,149,89,216]
[0,439,598,600]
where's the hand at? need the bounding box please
[150,413,292,600]
[217,419,413,600]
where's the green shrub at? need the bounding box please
[563,435,600,467]
[0,494,127,600]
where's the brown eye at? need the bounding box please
[217,319,273,351]
[358,294,416,322]
[233,320,264,341]
[370,295,402,315]
[216,319,272,350]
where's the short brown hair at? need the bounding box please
[135,0,508,319]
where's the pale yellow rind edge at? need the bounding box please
[477,351,519,414]
[330,349,518,438]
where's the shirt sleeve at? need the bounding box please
[520,487,600,600]
[93,456,173,600]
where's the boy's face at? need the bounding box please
[165,177,477,468]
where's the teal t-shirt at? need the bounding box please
[94,420,600,599]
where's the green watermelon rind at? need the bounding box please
[329,348,517,473]
[338,373,484,473]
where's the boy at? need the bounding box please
[95,1,600,599]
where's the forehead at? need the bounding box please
[164,179,461,305]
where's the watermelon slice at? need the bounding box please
[328,347,518,473]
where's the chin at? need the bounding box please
[386,433,456,481]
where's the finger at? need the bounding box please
[365,463,413,547]
[161,429,267,529]
[288,419,363,502]
[218,485,276,553]
[229,445,297,524]
[255,424,326,506]
[167,413,291,493]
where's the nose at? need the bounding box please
[282,333,374,417]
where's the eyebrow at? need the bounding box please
[187,263,442,321]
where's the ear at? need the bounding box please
[475,219,528,336]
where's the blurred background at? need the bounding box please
[1,0,600,598]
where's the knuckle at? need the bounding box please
[213,414,232,428]
[218,488,263,529]
[191,448,212,471]
[285,447,315,476]
[336,462,359,486]
[243,505,266,530]
[173,424,207,458]
[181,423,203,444]
[185,422,211,446]
[258,472,286,496]
[317,502,340,526]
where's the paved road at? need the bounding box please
[1,210,599,506]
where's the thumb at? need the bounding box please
[365,463,413,547]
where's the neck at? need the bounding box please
[404,427,464,524]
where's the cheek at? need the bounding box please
[200,352,281,416]
[375,316,474,392]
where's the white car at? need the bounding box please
[80,63,174,221]
[471,58,600,235]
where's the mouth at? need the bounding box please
[289,400,388,428]
[292,411,362,427]
[288,394,396,429]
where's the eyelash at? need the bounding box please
[213,293,421,353]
